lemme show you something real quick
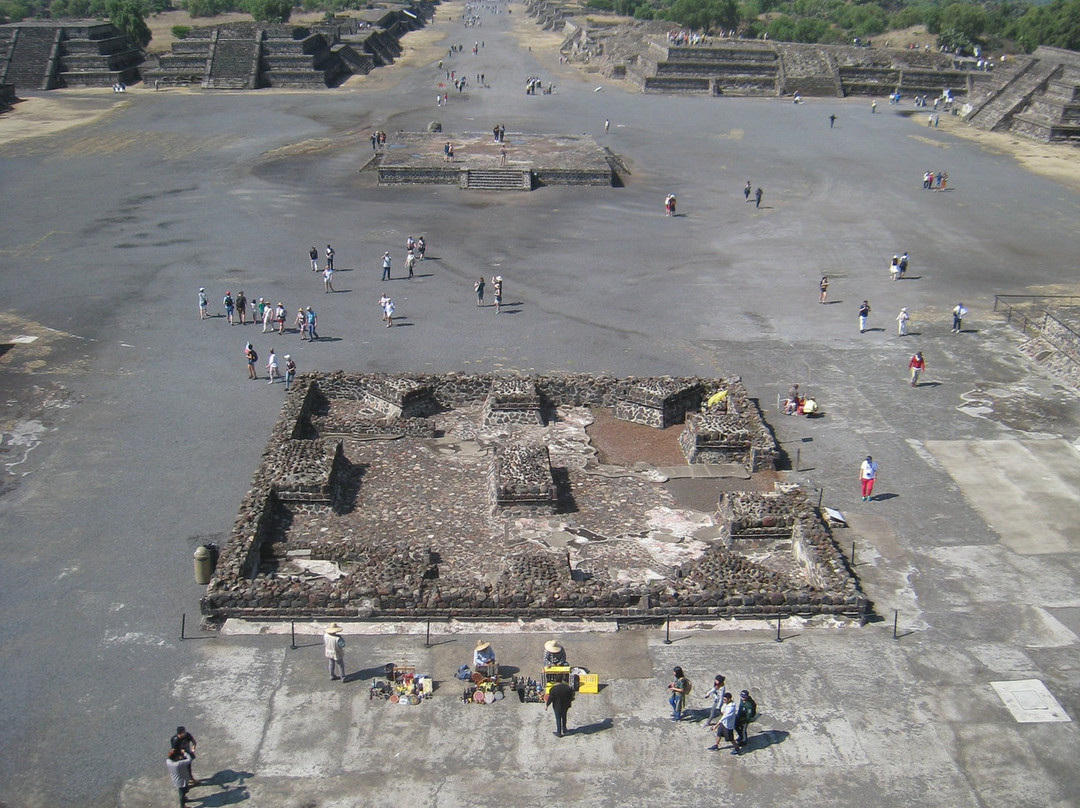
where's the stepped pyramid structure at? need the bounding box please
[965,46,1080,144]
[622,38,968,98]
[526,3,968,99]
[0,20,142,90]
[145,5,430,90]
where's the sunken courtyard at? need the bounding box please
[202,372,868,623]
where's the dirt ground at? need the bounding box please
[3,9,1077,189]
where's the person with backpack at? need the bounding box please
[668,666,691,721]
[235,291,248,325]
[223,291,235,326]
[735,690,757,748]
[198,288,208,320]
[244,342,258,380]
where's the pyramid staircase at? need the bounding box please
[463,168,533,190]
[0,22,141,90]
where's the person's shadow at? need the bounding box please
[189,769,253,805]
[740,729,788,752]
[569,717,613,735]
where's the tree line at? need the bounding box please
[2,0,1078,53]
[584,0,1080,53]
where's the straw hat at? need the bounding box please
[325,623,342,635]
[544,640,562,653]
[475,640,491,651]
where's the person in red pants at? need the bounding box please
[860,456,878,501]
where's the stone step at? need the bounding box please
[464,169,532,191]
[967,58,1061,131]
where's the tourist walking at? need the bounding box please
[818,276,829,304]
[898,251,909,278]
[323,265,335,293]
[379,293,390,324]
[261,301,273,332]
[382,251,392,281]
[275,302,286,335]
[244,342,258,380]
[744,181,751,202]
[546,681,574,737]
[952,302,966,333]
[896,307,909,336]
[309,246,319,272]
[668,666,690,721]
[664,193,676,216]
[165,747,194,806]
[474,277,485,306]
[604,118,610,134]
[223,291,235,325]
[735,690,757,748]
[859,300,871,333]
[305,307,319,341]
[324,623,345,681]
[491,275,503,313]
[198,288,208,320]
[890,255,900,281]
[284,354,296,390]
[325,244,334,270]
[829,113,836,128]
[709,692,739,753]
[909,351,925,387]
[383,296,395,327]
[754,187,763,208]
[295,307,307,339]
[859,455,878,501]
[704,674,726,727]
[405,252,416,279]
[266,348,279,384]
[235,291,248,325]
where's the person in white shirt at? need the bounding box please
[860,455,878,501]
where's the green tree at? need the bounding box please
[665,0,739,32]
[766,13,797,39]
[938,2,987,41]
[245,0,290,21]
[1012,0,1080,52]
[107,0,151,46]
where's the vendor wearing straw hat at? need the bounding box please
[473,640,496,672]
[543,639,567,668]
[324,623,345,681]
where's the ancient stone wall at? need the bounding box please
[201,372,858,623]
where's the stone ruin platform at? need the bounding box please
[201,372,868,623]
[372,132,621,189]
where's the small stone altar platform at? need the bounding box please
[374,132,620,189]
[201,373,867,624]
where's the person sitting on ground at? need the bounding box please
[544,639,567,668]
[473,640,496,675]
[802,396,818,416]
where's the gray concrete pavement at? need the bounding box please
[2,2,1080,805]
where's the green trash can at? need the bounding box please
[193,545,213,585]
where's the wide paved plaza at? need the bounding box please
[2,3,1080,806]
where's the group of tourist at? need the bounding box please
[923,170,949,190]
[667,668,758,755]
